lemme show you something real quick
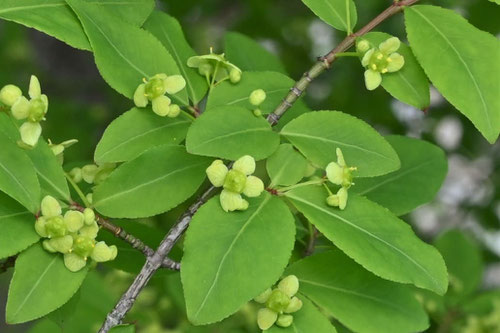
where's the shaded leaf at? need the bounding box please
[353,135,447,215]
[285,185,448,294]
[267,144,308,187]
[93,145,210,218]
[182,193,295,324]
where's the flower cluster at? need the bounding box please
[249,89,266,116]
[187,49,242,85]
[254,275,303,330]
[325,148,356,210]
[35,196,117,272]
[134,73,186,117]
[69,162,116,186]
[357,37,405,91]
[206,156,264,212]
[0,75,48,147]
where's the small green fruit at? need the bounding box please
[229,68,241,83]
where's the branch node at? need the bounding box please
[290,87,303,97]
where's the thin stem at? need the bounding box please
[65,173,91,208]
[99,1,420,330]
[277,178,325,193]
[335,52,359,57]
[345,0,352,35]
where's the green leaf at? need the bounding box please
[461,289,500,315]
[405,5,500,143]
[109,325,136,333]
[0,0,155,51]
[6,243,88,324]
[26,140,71,202]
[361,32,430,109]
[434,229,483,304]
[65,0,188,105]
[206,71,298,115]
[0,191,38,259]
[224,32,287,74]
[144,11,208,104]
[181,193,295,324]
[301,0,357,32]
[267,144,308,187]
[285,185,448,295]
[280,111,400,177]
[0,131,40,213]
[94,107,191,164]
[186,106,280,161]
[93,145,210,218]
[286,250,429,333]
[353,135,447,216]
[265,297,337,333]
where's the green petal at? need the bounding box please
[64,253,87,272]
[219,189,245,212]
[11,96,30,120]
[28,75,41,99]
[364,69,382,91]
[151,95,171,117]
[379,37,400,54]
[164,75,186,95]
[337,187,348,210]
[326,162,343,185]
[133,83,148,107]
[206,160,228,187]
[243,175,264,197]
[20,122,42,147]
[233,155,256,175]
[361,48,375,67]
[386,53,405,73]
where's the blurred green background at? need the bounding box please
[0,0,499,332]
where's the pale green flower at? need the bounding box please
[359,37,405,90]
[187,48,242,84]
[133,73,185,117]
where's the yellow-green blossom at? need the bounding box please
[187,49,242,84]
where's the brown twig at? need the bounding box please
[71,204,180,271]
[99,1,420,331]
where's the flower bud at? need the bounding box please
[81,164,99,184]
[64,253,87,272]
[254,288,272,303]
[233,155,255,175]
[86,193,93,205]
[19,121,42,147]
[91,241,114,262]
[45,216,66,238]
[48,235,73,253]
[276,314,294,328]
[253,109,262,117]
[257,308,278,330]
[249,89,266,106]
[11,96,30,120]
[0,84,22,106]
[133,83,148,107]
[356,39,371,53]
[229,68,241,84]
[223,170,247,193]
[42,239,57,253]
[69,167,82,183]
[73,235,95,258]
[266,289,291,313]
[34,217,48,237]
[243,175,264,198]
[167,104,181,118]
[28,75,41,99]
[326,194,339,207]
[206,160,228,187]
[278,275,299,298]
[285,296,303,313]
[152,95,171,117]
[93,163,116,185]
[164,75,186,94]
[83,208,95,225]
[79,221,99,239]
[41,195,62,218]
[64,210,84,232]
